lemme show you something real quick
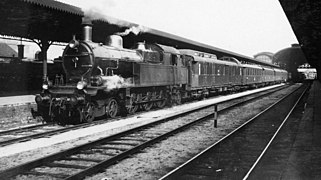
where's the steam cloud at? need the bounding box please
[84,8,149,36]
[116,25,149,36]
[102,75,132,91]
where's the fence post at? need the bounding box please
[214,104,218,128]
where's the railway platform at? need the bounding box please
[280,80,321,179]
[248,80,321,179]
[0,95,35,107]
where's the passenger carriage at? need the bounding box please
[262,66,275,85]
[241,63,264,88]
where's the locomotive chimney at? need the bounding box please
[82,21,93,41]
[106,35,123,48]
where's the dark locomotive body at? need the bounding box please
[34,23,288,125]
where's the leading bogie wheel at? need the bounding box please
[83,102,95,123]
[106,98,119,118]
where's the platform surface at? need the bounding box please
[281,80,321,179]
[0,95,35,107]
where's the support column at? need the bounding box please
[39,39,50,82]
[214,104,218,128]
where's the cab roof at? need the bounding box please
[179,49,240,66]
[155,44,180,54]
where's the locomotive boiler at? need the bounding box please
[34,22,188,125]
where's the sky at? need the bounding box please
[56,0,298,57]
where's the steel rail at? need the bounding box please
[243,84,309,179]
[0,85,290,179]
[158,84,306,180]
[0,123,49,135]
[0,85,287,147]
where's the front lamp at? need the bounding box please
[42,80,52,90]
[42,83,49,90]
[77,80,87,90]
[68,39,79,49]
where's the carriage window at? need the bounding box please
[192,63,199,74]
[201,63,204,74]
[171,54,177,66]
[203,63,207,74]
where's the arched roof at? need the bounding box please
[253,52,274,59]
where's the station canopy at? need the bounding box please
[279,0,321,80]
[0,0,83,42]
[91,19,279,67]
[0,0,278,68]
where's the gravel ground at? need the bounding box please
[0,103,39,131]
[0,84,299,179]
[85,85,299,180]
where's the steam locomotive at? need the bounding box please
[34,22,288,125]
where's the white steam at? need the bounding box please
[84,8,149,36]
[102,75,132,91]
[116,25,149,36]
[84,8,131,27]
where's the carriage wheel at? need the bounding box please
[83,103,95,123]
[127,93,139,114]
[106,98,119,118]
[142,92,153,111]
[155,90,166,108]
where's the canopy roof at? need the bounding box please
[0,0,83,42]
[279,0,321,79]
[91,20,279,67]
[0,0,278,68]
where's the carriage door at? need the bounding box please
[185,55,193,89]
[225,65,229,84]
[171,54,178,85]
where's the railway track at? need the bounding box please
[0,120,113,147]
[159,83,308,180]
[0,84,292,180]
[0,85,288,147]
